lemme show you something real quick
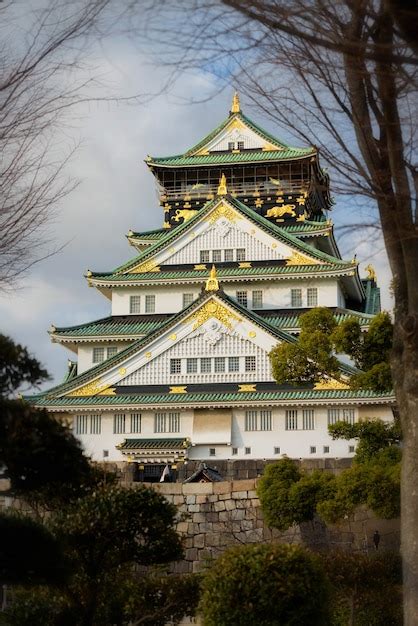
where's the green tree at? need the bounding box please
[269,309,393,391]
[199,543,330,626]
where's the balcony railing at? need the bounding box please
[158,179,308,202]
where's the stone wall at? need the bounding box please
[135,478,400,574]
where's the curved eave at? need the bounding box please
[87,265,357,289]
[146,151,316,169]
[32,390,396,413]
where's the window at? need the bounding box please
[224,249,234,262]
[237,140,244,150]
[169,412,180,433]
[302,409,315,430]
[228,356,240,372]
[307,287,318,307]
[245,410,258,431]
[187,358,198,374]
[209,448,216,456]
[323,446,330,453]
[291,288,303,307]
[245,356,256,372]
[75,415,88,435]
[327,408,340,426]
[310,446,317,454]
[170,358,181,374]
[155,412,166,433]
[130,413,141,433]
[228,141,235,151]
[236,248,246,261]
[236,291,248,307]
[343,408,355,425]
[232,447,238,455]
[252,290,263,308]
[130,295,141,314]
[285,409,298,430]
[113,413,126,434]
[245,447,251,455]
[145,294,155,313]
[200,250,210,263]
[260,410,272,431]
[183,293,194,308]
[107,346,117,359]
[212,249,222,263]
[90,414,101,435]
[92,347,105,363]
[214,357,225,373]
[201,357,212,373]
[274,446,281,454]
[349,445,355,453]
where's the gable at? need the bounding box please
[194,117,280,155]
[56,295,283,398]
[125,198,321,272]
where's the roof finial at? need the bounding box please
[365,264,377,281]
[231,91,240,114]
[217,173,227,195]
[205,265,219,291]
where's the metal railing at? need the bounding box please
[158,179,308,202]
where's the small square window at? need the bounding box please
[200,250,210,263]
[214,357,225,373]
[237,140,244,150]
[183,293,194,308]
[212,249,222,263]
[245,356,256,372]
[201,357,212,373]
[323,446,330,454]
[291,288,303,307]
[92,347,105,363]
[145,294,155,313]
[187,358,198,374]
[228,356,240,372]
[274,446,280,454]
[209,448,216,456]
[232,447,238,455]
[228,141,235,151]
[245,447,251,455]
[236,291,248,307]
[170,358,181,374]
[236,248,246,261]
[129,295,141,314]
[224,249,234,262]
[349,445,355,453]
[310,446,317,454]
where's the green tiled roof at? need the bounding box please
[51,308,375,341]
[30,388,395,409]
[90,262,354,285]
[119,438,187,450]
[147,112,315,167]
[94,196,353,279]
[128,228,166,241]
[279,221,331,234]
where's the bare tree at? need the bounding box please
[135,1,418,622]
[0,0,116,288]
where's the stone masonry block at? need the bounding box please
[213,500,226,512]
[232,491,248,499]
[230,508,245,521]
[225,499,235,511]
[232,479,255,491]
[213,482,233,495]
[193,513,206,523]
[188,504,200,513]
[186,495,196,505]
[183,482,213,495]
[196,495,209,504]
[193,534,205,548]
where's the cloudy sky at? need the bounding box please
[0,28,392,387]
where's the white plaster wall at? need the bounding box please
[110,278,341,316]
[73,403,392,463]
[77,342,129,375]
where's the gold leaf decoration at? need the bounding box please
[286,252,319,266]
[205,202,239,224]
[169,386,187,394]
[314,379,350,390]
[185,299,241,330]
[238,384,256,392]
[68,379,115,397]
[130,260,161,274]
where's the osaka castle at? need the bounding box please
[31,93,394,481]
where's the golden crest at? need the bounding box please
[169,386,187,394]
[173,209,198,223]
[186,299,241,330]
[205,265,219,291]
[238,384,256,392]
[314,379,350,390]
[68,379,115,397]
[206,202,239,224]
[169,333,177,341]
[266,204,296,219]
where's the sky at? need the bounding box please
[0,32,393,388]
